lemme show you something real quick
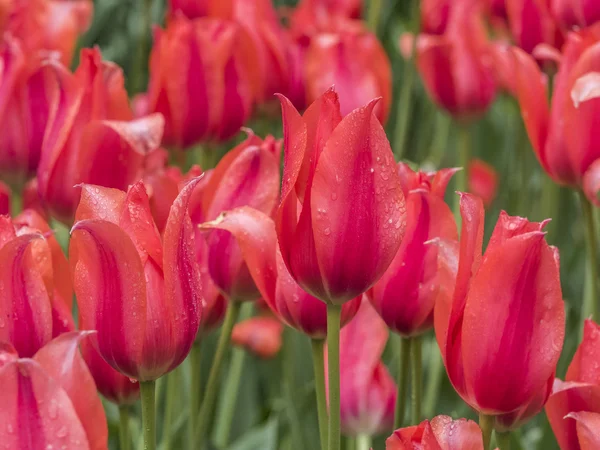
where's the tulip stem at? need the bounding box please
[496,431,511,450]
[195,301,242,446]
[423,340,444,418]
[479,414,494,450]
[366,0,383,34]
[311,338,329,450]
[131,0,152,93]
[162,369,178,450]
[327,304,343,450]
[394,337,411,428]
[188,342,201,450]
[579,191,599,323]
[10,192,22,217]
[410,336,422,424]
[356,433,371,450]
[140,380,156,450]
[119,406,130,450]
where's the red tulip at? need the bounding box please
[293,0,362,21]
[468,159,499,207]
[169,0,208,18]
[277,88,406,305]
[22,178,49,221]
[421,0,450,35]
[507,23,600,203]
[37,47,164,224]
[199,206,360,338]
[0,210,74,357]
[0,332,108,450]
[505,0,563,54]
[369,164,458,337]
[386,415,485,450]
[435,193,564,420]
[552,0,600,30]
[414,0,497,119]
[146,16,256,148]
[326,298,396,436]
[0,180,10,214]
[70,180,203,381]
[231,315,284,359]
[546,319,600,450]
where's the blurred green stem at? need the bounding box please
[132,0,152,93]
[327,304,342,450]
[356,434,371,450]
[195,301,242,445]
[479,414,493,450]
[119,406,130,450]
[454,125,471,228]
[188,343,201,450]
[496,431,511,450]
[10,192,22,217]
[410,337,422,424]
[366,0,383,33]
[312,338,328,450]
[282,329,306,450]
[423,338,443,418]
[579,191,599,322]
[394,337,410,428]
[428,112,451,167]
[162,371,178,450]
[140,381,156,450]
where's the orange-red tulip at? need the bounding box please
[231,316,284,359]
[468,159,499,207]
[552,0,600,30]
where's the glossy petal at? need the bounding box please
[567,319,600,384]
[566,412,600,450]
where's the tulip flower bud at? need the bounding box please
[277,88,406,305]
[369,164,458,337]
[468,159,499,207]
[552,0,600,31]
[435,193,565,422]
[421,0,450,35]
[505,0,563,54]
[231,316,284,359]
[70,180,203,381]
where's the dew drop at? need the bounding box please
[323,228,331,236]
[56,426,68,438]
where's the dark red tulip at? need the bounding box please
[386,415,485,450]
[70,180,203,381]
[199,206,360,338]
[37,47,164,224]
[277,88,406,305]
[231,315,284,359]
[369,164,458,337]
[552,0,600,30]
[0,332,108,450]
[435,193,564,420]
[546,320,600,450]
[0,180,10,214]
[0,210,74,357]
[468,159,499,207]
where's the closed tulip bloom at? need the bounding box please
[70,180,203,381]
[552,0,600,30]
[231,316,284,359]
[199,207,360,338]
[435,193,564,419]
[468,159,499,207]
[505,0,563,54]
[277,88,406,305]
[546,319,600,450]
[369,164,458,337]
[0,210,74,357]
[421,0,450,35]
[0,332,108,450]
[37,48,164,225]
[386,416,485,450]
[147,16,256,148]
[414,0,497,119]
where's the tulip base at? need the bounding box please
[119,405,130,450]
[140,380,156,450]
[479,414,493,450]
[312,338,329,450]
[394,337,411,428]
[327,304,343,450]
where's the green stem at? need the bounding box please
[119,406,130,450]
[327,305,342,450]
[356,433,371,450]
[10,192,22,217]
[366,0,383,34]
[131,0,152,93]
[410,337,422,424]
[579,191,599,323]
[496,431,511,450]
[394,337,411,429]
[428,112,452,168]
[195,301,242,445]
[423,340,444,419]
[188,343,201,450]
[312,339,328,450]
[162,370,178,450]
[283,329,306,450]
[140,381,156,450]
[454,125,471,229]
[213,347,246,447]
[479,414,494,450]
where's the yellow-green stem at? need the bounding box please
[423,340,444,418]
[394,337,411,428]
[454,125,471,229]
[10,192,22,217]
[188,342,201,450]
[479,414,494,450]
[366,0,383,34]
[282,329,306,450]
[162,370,178,450]
[327,305,342,450]
[356,433,371,450]
[131,0,152,93]
[140,381,156,450]
[410,337,422,424]
[579,191,599,323]
[312,338,328,450]
[119,406,130,450]
[496,431,511,450]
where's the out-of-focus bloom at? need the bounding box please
[386,415,485,449]
[0,180,10,214]
[0,332,108,450]
[507,23,600,204]
[169,0,208,18]
[468,159,499,207]
[80,338,140,405]
[505,0,563,54]
[413,0,497,119]
[231,315,284,359]
[277,88,406,305]
[22,178,48,220]
[421,0,450,35]
[490,0,508,19]
[327,298,395,436]
[546,319,600,450]
[0,210,74,357]
[37,48,164,225]
[199,206,361,338]
[369,164,458,337]
[435,193,564,424]
[552,0,600,31]
[292,0,362,21]
[146,16,256,148]
[70,180,203,381]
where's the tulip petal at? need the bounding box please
[423,416,484,450]
[567,319,600,384]
[566,412,600,450]
[75,184,127,224]
[583,159,600,206]
[34,332,108,450]
[311,99,406,303]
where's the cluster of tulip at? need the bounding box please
[1,0,600,449]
